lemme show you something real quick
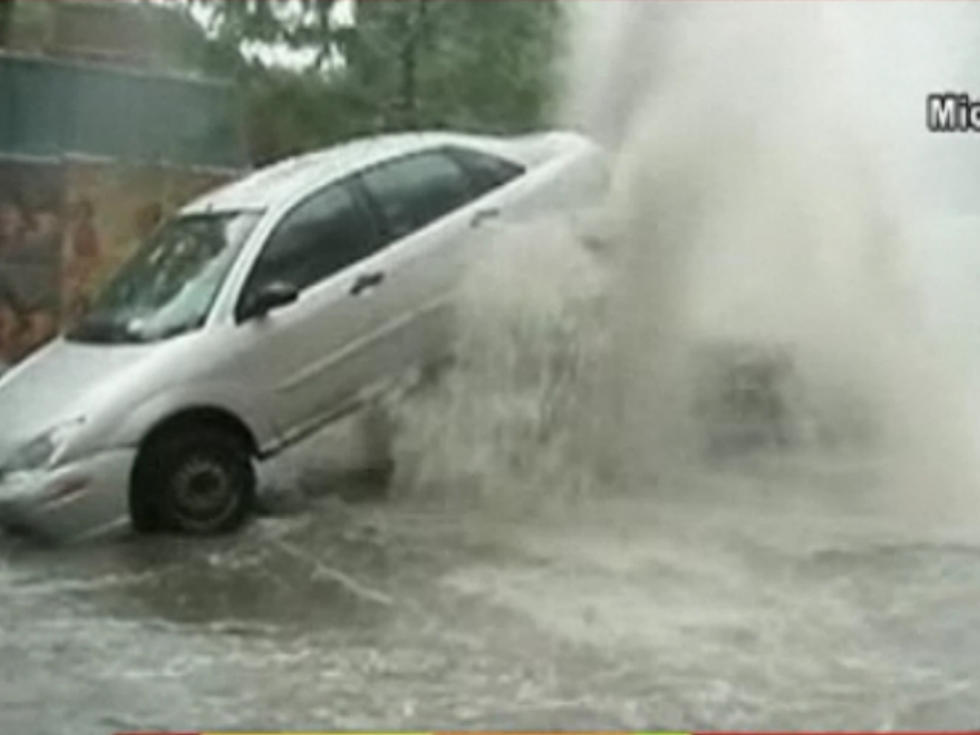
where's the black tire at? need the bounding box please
[129,481,160,533]
[134,426,255,535]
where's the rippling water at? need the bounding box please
[3,458,980,733]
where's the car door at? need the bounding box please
[350,148,510,386]
[226,180,384,443]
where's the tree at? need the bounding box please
[186,0,564,162]
[189,0,339,66]
[340,0,564,133]
[0,0,13,48]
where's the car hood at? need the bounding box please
[0,338,158,461]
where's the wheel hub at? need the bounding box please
[172,457,235,522]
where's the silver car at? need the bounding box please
[0,130,605,541]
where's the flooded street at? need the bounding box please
[4,2,980,733]
[2,449,980,733]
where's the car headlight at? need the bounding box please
[0,418,86,475]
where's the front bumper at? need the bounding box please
[0,448,135,541]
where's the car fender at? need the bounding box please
[101,379,278,457]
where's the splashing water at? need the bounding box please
[382,10,980,723]
[394,2,980,524]
[392,216,611,513]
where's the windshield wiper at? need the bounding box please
[66,317,145,344]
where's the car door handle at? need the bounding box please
[350,271,385,296]
[470,208,501,228]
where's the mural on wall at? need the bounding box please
[0,163,66,365]
[0,161,229,367]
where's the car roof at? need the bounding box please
[181,130,524,215]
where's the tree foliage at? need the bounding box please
[1,0,567,163]
[0,0,13,47]
[346,1,564,132]
[190,0,565,163]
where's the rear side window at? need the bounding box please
[359,151,473,241]
[448,146,524,196]
[244,182,375,297]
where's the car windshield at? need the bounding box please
[67,211,261,344]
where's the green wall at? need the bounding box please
[0,52,245,170]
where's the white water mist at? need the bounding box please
[395,2,980,517]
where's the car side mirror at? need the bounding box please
[239,281,299,322]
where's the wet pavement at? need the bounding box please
[2,446,980,734]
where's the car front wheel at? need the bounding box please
[137,427,255,535]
